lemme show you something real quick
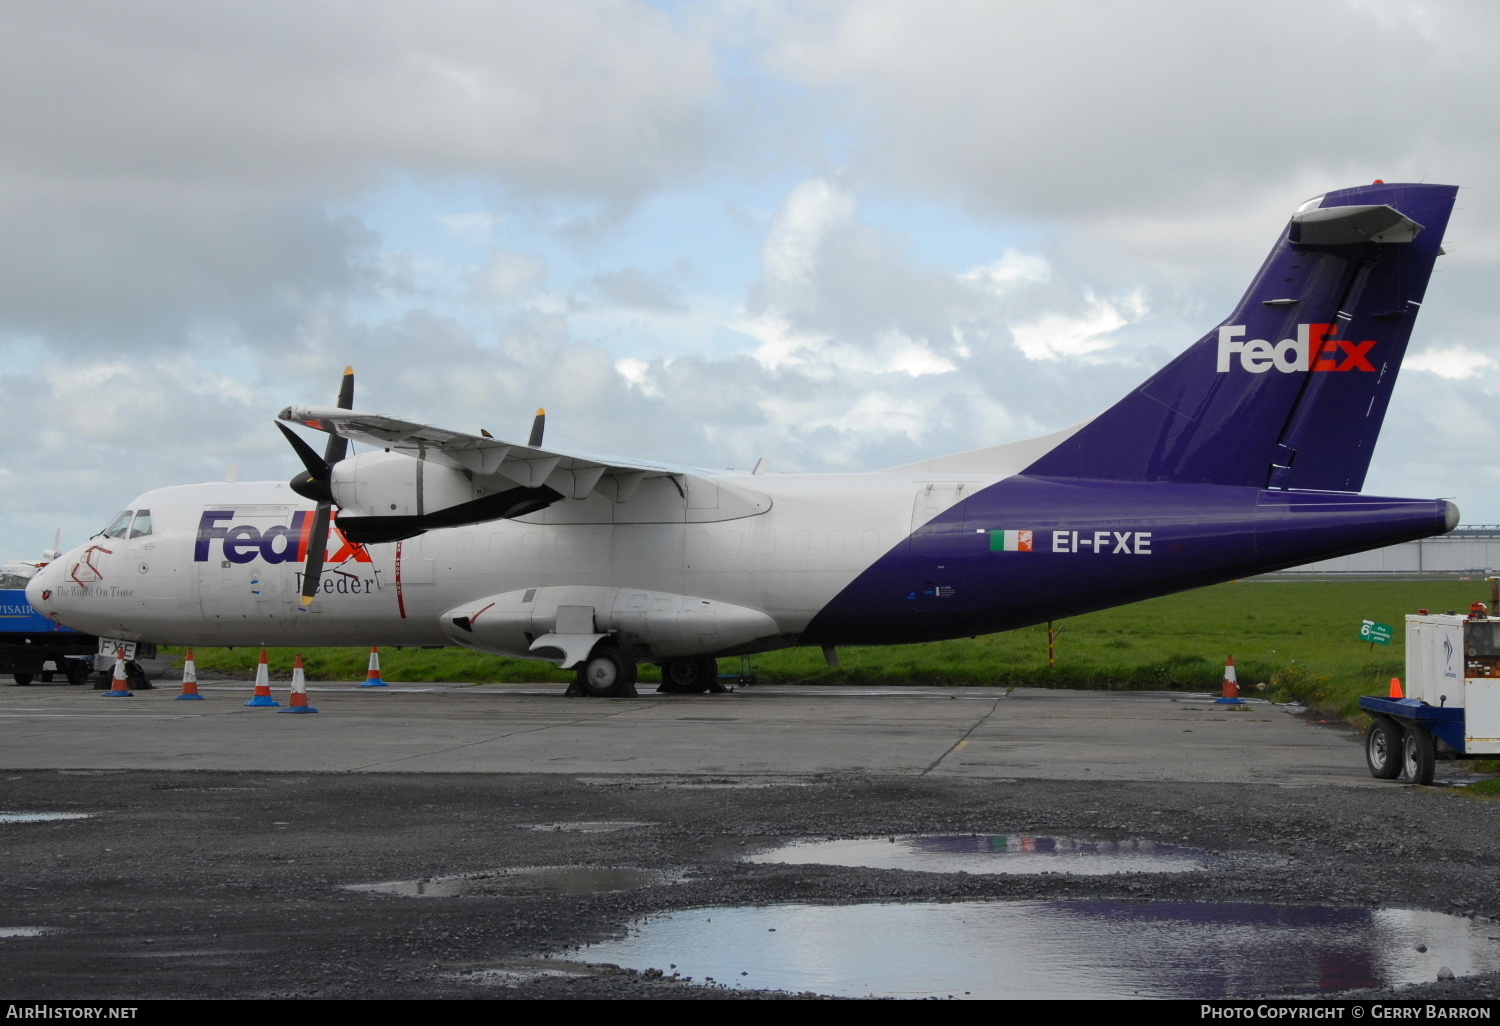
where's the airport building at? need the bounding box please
[1277,525,1500,577]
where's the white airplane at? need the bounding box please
[27,182,1461,696]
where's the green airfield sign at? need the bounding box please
[1359,619,1395,646]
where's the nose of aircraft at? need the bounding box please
[25,558,65,619]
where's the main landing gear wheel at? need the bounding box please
[658,657,719,694]
[1400,725,1436,786]
[576,644,638,698]
[1365,715,1403,780]
[12,673,33,686]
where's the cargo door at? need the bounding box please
[907,483,967,612]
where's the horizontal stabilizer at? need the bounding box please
[1291,204,1423,246]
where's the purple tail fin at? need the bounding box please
[1025,182,1457,491]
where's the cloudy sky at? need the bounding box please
[2,0,1498,556]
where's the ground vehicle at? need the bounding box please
[0,560,97,685]
[1361,612,1500,784]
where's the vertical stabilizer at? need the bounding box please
[1024,183,1456,490]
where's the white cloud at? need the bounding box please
[471,249,547,303]
[734,311,832,373]
[960,250,1051,296]
[1009,292,1147,362]
[616,356,663,396]
[761,176,858,286]
[1403,345,1498,381]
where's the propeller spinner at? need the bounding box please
[277,366,354,606]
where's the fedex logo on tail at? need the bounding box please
[194,511,371,565]
[1216,324,1376,374]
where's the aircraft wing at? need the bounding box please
[278,405,683,498]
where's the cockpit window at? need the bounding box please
[1295,194,1325,214]
[129,510,153,539]
[102,511,133,539]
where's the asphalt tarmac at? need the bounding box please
[1,677,1498,1000]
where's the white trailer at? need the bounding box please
[1361,612,1500,784]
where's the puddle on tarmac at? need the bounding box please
[578,901,1500,999]
[0,927,51,938]
[0,812,91,824]
[745,835,1213,875]
[346,866,670,897]
[518,821,654,833]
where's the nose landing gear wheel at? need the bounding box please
[1400,726,1435,785]
[125,661,153,691]
[576,644,638,698]
[1365,715,1402,780]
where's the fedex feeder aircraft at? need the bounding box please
[27,182,1460,696]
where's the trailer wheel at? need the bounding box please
[12,672,33,686]
[1365,716,1403,780]
[66,660,93,686]
[1400,726,1436,786]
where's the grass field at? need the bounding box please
[181,579,1494,719]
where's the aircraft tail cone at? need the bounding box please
[102,647,132,698]
[279,655,318,714]
[1214,655,1246,705]
[361,646,387,688]
[245,649,280,707]
[1390,676,1405,699]
[175,649,203,700]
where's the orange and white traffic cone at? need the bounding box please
[360,646,386,688]
[244,649,279,707]
[102,646,132,697]
[1389,676,1405,699]
[175,649,203,700]
[1214,655,1245,705]
[278,655,318,714]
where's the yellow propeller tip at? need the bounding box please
[343,366,354,375]
[301,595,317,608]
[536,407,545,415]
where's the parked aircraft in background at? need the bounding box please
[28,182,1460,696]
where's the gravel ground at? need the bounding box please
[2,750,1499,1001]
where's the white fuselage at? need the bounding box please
[27,469,990,655]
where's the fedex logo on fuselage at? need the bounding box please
[193,510,371,565]
[1216,323,1376,374]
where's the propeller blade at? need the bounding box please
[301,503,332,607]
[276,422,334,503]
[282,368,354,608]
[323,366,355,466]
[528,407,546,447]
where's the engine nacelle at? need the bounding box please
[329,451,479,519]
[440,586,781,663]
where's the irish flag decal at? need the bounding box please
[990,529,1033,552]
